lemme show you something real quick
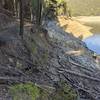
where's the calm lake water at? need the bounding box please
[83,34,100,54]
[76,16,100,55]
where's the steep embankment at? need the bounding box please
[24,21,100,100]
[0,13,100,99]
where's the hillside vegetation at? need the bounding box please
[66,0,100,16]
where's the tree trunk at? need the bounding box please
[19,0,24,38]
[32,0,43,29]
[0,0,4,7]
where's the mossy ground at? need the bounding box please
[51,82,77,100]
[9,82,77,100]
[9,83,40,100]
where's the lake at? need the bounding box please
[83,34,100,54]
[75,16,100,55]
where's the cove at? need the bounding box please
[83,34,100,55]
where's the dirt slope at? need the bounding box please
[57,16,93,39]
[0,14,100,99]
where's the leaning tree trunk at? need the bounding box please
[36,0,42,26]
[32,0,43,30]
[0,0,4,7]
[19,0,24,38]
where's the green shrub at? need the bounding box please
[9,83,39,100]
[9,82,77,100]
[44,0,68,19]
[51,82,77,100]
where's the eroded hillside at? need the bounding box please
[0,11,100,100]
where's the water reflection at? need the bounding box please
[83,34,100,55]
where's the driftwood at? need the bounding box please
[0,7,13,17]
[58,69,100,82]
[0,64,33,84]
[4,51,35,67]
[0,76,31,83]
[62,73,96,100]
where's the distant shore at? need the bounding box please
[73,16,100,34]
[74,16,100,23]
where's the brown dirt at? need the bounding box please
[57,16,93,39]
